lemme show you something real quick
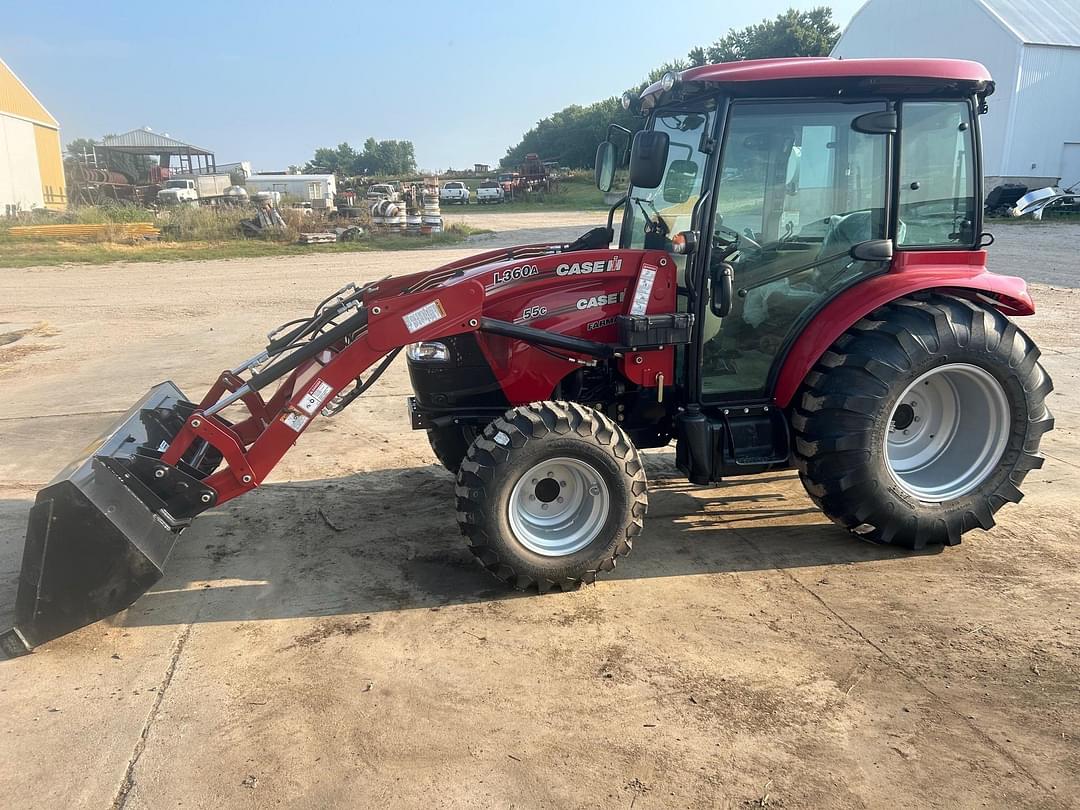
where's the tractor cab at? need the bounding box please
[595,58,992,482]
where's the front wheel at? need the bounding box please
[456,402,648,592]
[793,293,1054,549]
[427,424,477,474]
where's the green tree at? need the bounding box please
[305,138,417,176]
[65,138,98,159]
[500,7,841,171]
[306,142,358,173]
[704,7,839,63]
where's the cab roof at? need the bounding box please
[640,57,994,109]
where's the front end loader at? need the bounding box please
[2,57,1054,657]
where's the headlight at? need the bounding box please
[661,70,679,92]
[406,341,450,362]
[621,91,633,110]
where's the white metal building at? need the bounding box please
[833,0,1080,190]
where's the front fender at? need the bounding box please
[773,250,1034,407]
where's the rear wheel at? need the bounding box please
[456,402,648,592]
[793,293,1053,549]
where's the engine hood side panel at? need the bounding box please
[403,246,675,405]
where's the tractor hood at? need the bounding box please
[388,236,677,403]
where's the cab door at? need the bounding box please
[698,100,892,401]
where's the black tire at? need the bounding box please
[428,424,477,474]
[793,293,1053,549]
[455,401,648,592]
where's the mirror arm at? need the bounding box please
[607,194,628,233]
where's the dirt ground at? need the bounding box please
[0,210,1077,809]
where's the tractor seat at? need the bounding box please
[818,210,874,258]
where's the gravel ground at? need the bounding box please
[985,221,1080,287]
[0,211,1077,809]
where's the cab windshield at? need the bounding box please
[620,100,718,271]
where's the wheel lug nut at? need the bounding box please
[531,478,537,484]
[541,503,548,510]
[559,480,566,486]
[557,497,564,503]
[914,416,920,422]
[529,495,536,501]
[903,430,909,435]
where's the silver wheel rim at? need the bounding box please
[508,457,610,556]
[885,363,1011,502]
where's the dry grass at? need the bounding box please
[0,222,485,268]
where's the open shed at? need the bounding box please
[101,129,217,175]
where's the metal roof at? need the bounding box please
[0,56,58,128]
[643,57,992,99]
[978,0,1080,47]
[101,129,212,155]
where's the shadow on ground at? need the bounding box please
[0,454,936,641]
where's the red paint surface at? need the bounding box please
[772,250,1034,408]
[642,57,993,98]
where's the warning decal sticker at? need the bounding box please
[298,380,334,415]
[282,411,310,432]
[403,299,447,334]
[630,266,657,316]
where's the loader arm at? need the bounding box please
[1,273,499,655]
[170,278,488,505]
[2,244,679,657]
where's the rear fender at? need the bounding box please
[773,250,1034,408]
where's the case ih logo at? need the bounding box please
[556,256,623,276]
[576,291,625,310]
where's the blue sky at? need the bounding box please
[3,0,864,172]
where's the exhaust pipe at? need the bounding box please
[1,382,212,658]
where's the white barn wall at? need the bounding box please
[0,114,45,211]
[1004,44,1080,183]
[832,0,1022,180]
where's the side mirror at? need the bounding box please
[594,141,617,192]
[710,262,734,318]
[662,159,698,203]
[629,130,670,189]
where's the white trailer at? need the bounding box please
[245,174,337,210]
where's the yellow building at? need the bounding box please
[0,56,66,213]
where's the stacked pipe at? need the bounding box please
[421,188,442,235]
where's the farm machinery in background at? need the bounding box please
[497,154,561,201]
[64,162,162,207]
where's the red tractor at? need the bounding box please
[2,58,1054,657]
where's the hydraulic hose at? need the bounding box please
[247,307,369,392]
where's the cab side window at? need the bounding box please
[897,101,976,247]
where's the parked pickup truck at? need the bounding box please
[366,183,399,203]
[439,181,470,205]
[476,180,504,205]
[156,173,232,205]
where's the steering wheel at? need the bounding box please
[713,223,762,252]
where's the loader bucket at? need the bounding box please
[1,382,196,658]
